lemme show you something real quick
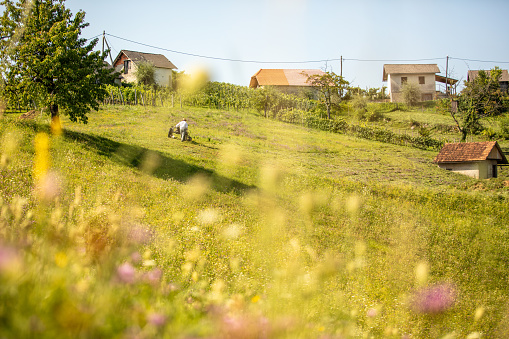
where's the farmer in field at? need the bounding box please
[175,118,189,142]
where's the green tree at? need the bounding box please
[306,71,349,119]
[439,68,507,141]
[0,0,115,123]
[135,61,156,87]
[401,82,421,106]
[251,86,277,118]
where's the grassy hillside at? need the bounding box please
[1,105,509,338]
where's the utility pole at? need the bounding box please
[340,55,343,78]
[340,56,343,98]
[102,31,114,66]
[445,55,449,96]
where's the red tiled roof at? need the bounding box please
[433,141,508,164]
[250,69,325,88]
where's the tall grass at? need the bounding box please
[1,105,508,338]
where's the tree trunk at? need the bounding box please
[50,103,58,119]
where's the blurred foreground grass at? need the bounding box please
[1,106,509,338]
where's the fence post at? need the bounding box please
[118,87,124,105]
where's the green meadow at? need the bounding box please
[1,104,509,338]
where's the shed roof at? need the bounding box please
[433,141,508,164]
[114,50,177,69]
[383,64,440,81]
[250,69,325,88]
[467,70,509,82]
[435,74,458,85]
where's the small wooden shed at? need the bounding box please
[433,141,508,179]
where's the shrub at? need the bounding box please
[401,82,421,106]
[499,117,509,140]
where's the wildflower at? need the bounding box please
[36,170,63,202]
[33,133,50,183]
[131,251,142,264]
[51,115,62,136]
[145,268,162,285]
[411,283,457,314]
[366,308,377,318]
[147,312,167,327]
[0,245,21,274]
[117,262,136,284]
[128,225,152,245]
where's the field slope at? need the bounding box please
[1,105,509,338]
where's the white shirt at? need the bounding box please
[176,120,188,130]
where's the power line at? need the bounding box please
[103,32,509,66]
[449,57,509,64]
[105,33,336,64]
[344,57,444,62]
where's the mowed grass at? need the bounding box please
[1,104,509,338]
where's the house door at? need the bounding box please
[492,165,498,178]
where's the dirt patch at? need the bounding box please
[19,110,41,120]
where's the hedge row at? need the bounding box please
[274,108,444,151]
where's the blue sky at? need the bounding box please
[66,0,509,91]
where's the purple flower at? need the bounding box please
[128,225,152,245]
[117,262,136,284]
[412,284,457,314]
[130,252,142,264]
[147,313,167,327]
[145,268,163,285]
[0,245,20,273]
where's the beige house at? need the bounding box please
[433,141,508,179]
[382,64,440,102]
[249,69,325,96]
[113,50,177,87]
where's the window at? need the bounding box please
[419,76,425,84]
[124,60,131,74]
[401,77,407,84]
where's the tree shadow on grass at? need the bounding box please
[63,130,255,195]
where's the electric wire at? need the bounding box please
[103,32,508,66]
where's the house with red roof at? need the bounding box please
[249,69,325,96]
[433,141,508,179]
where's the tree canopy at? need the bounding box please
[401,82,421,106]
[135,61,156,87]
[0,0,116,123]
[306,71,349,119]
[440,67,508,141]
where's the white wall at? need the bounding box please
[388,73,436,102]
[122,64,172,87]
[438,160,498,179]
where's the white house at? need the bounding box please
[382,64,440,102]
[113,50,177,87]
[433,141,508,179]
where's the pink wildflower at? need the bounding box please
[117,262,136,284]
[147,313,167,327]
[412,283,457,314]
[0,245,20,273]
[145,268,163,285]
